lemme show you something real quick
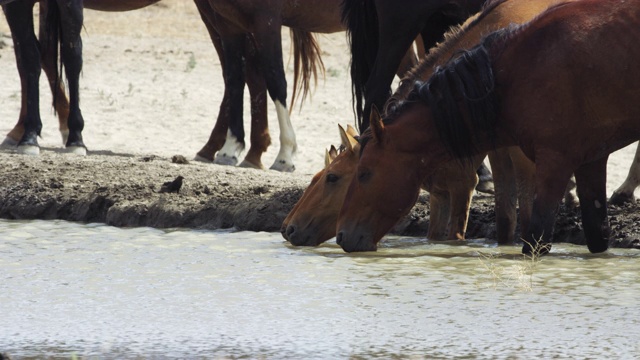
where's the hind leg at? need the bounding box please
[3,0,42,155]
[574,157,610,253]
[252,18,296,172]
[239,38,270,169]
[56,0,86,154]
[610,142,640,205]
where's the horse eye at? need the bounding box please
[358,170,372,183]
[326,173,339,183]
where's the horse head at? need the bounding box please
[281,124,361,246]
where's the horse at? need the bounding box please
[282,0,576,248]
[1,0,161,151]
[342,0,496,191]
[341,0,486,131]
[281,124,487,246]
[336,0,640,255]
[2,0,86,155]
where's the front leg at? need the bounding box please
[56,0,86,154]
[574,157,610,253]
[252,16,296,172]
[4,0,42,155]
[523,155,574,255]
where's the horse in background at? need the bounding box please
[336,0,640,255]
[2,0,86,155]
[341,0,486,131]
[1,0,161,151]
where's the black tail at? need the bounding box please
[41,0,63,111]
[341,0,378,131]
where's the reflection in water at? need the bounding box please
[0,219,639,358]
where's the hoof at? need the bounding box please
[18,144,40,156]
[609,191,635,205]
[270,159,295,172]
[194,154,213,163]
[1,136,18,149]
[64,145,87,156]
[522,241,551,257]
[214,153,238,166]
[239,159,265,170]
[476,179,495,194]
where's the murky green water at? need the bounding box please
[0,219,639,359]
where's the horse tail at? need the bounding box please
[41,0,63,113]
[290,29,325,114]
[341,0,378,131]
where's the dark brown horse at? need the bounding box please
[336,0,640,255]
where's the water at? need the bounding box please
[0,219,639,359]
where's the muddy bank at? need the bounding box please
[1,151,639,249]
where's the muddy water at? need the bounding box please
[0,219,639,359]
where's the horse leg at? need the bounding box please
[3,0,42,155]
[56,0,86,155]
[193,0,230,162]
[39,0,70,145]
[488,150,518,244]
[239,37,270,170]
[610,142,640,205]
[445,167,477,240]
[574,157,611,253]
[362,29,417,131]
[522,157,574,255]
[510,147,536,242]
[213,34,247,166]
[252,18,296,172]
[427,190,451,240]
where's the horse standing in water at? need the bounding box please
[336,0,640,255]
[282,0,574,247]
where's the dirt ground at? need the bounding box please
[0,1,639,249]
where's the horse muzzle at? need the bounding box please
[336,229,378,252]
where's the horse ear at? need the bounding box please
[325,145,338,168]
[346,124,359,138]
[370,105,385,143]
[339,124,358,152]
[329,145,338,160]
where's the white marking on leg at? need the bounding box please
[214,130,244,166]
[594,200,602,209]
[270,99,296,172]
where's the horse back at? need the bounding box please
[497,0,640,160]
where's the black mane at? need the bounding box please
[378,28,513,159]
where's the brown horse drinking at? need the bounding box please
[336,0,640,255]
[282,124,485,246]
[283,0,576,247]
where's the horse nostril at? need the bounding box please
[336,231,343,245]
[286,225,296,238]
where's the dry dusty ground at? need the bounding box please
[0,1,639,248]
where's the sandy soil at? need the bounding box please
[0,1,639,248]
